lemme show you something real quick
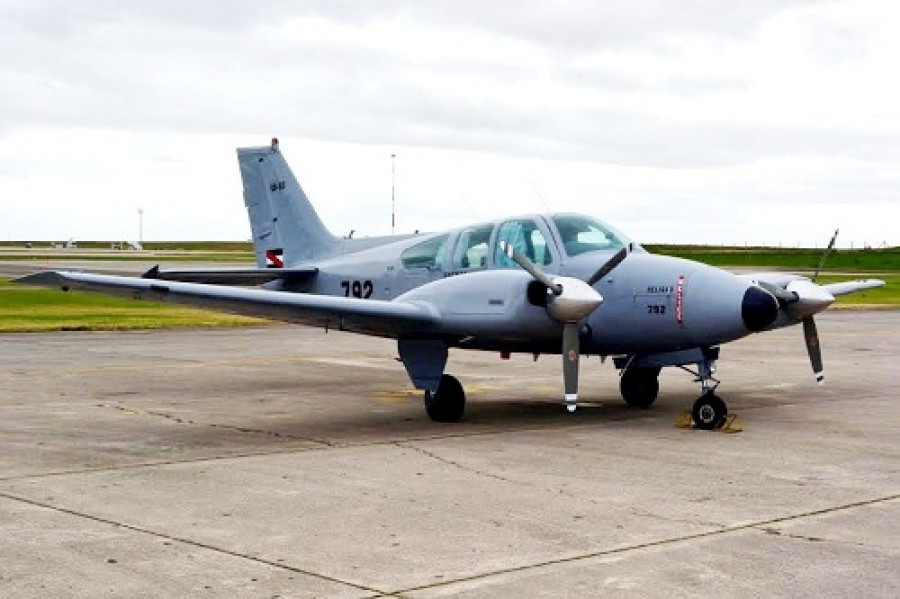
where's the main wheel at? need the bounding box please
[692,393,727,430]
[424,374,466,422]
[620,367,660,408]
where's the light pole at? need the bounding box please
[391,154,396,236]
[138,208,143,248]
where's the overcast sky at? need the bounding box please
[0,1,897,247]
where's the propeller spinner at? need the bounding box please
[500,242,628,412]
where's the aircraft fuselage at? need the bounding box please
[272,213,779,358]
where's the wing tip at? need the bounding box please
[14,271,67,288]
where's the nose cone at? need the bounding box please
[742,285,779,331]
[547,276,604,322]
[786,279,835,319]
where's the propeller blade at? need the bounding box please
[500,241,606,413]
[499,241,561,294]
[562,322,580,412]
[813,228,839,282]
[586,246,629,287]
[802,316,824,384]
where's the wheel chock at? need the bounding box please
[719,413,743,433]
[675,411,743,433]
[675,411,694,429]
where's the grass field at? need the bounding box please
[645,245,900,272]
[0,279,265,332]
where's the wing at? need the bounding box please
[142,265,318,285]
[822,279,885,297]
[741,273,885,298]
[16,271,437,338]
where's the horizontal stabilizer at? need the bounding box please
[822,279,885,297]
[142,265,318,285]
[15,271,436,337]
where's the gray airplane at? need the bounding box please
[18,139,885,429]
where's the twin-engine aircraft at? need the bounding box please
[19,139,884,428]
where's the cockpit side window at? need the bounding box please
[451,224,493,270]
[493,219,552,268]
[552,215,625,257]
[401,234,449,270]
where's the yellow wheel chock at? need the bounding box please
[676,410,743,433]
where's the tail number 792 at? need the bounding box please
[341,280,374,298]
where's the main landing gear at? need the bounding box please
[619,367,661,408]
[424,374,466,423]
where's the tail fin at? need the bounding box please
[237,138,338,267]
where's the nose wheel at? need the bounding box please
[692,392,728,430]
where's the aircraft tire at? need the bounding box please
[692,393,727,430]
[424,374,466,422]
[620,367,660,408]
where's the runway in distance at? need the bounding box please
[18,139,885,428]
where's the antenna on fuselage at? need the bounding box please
[527,178,551,212]
[391,153,397,236]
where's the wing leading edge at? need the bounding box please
[16,271,437,338]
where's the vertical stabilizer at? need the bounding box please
[237,139,338,267]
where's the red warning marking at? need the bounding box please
[265,249,284,268]
[675,275,685,324]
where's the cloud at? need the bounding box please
[0,1,897,245]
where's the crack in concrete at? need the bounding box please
[396,442,522,486]
[397,442,732,530]
[755,525,897,550]
[628,507,726,529]
[0,490,386,597]
[387,493,900,597]
[100,402,337,447]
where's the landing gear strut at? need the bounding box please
[424,374,466,423]
[620,367,660,408]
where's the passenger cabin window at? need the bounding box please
[552,215,625,257]
[451,224,493,270]
[401,235,449,270]
[494,219,552,268]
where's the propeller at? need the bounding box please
[500,241,628,412]
[803,228,838,383]
[757,229,838,384]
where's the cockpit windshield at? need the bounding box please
[551,214,630,257]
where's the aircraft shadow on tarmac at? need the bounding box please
[152,392,729,448]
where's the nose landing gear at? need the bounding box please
[679,355,738,431]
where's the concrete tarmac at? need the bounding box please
[0,312,898,597]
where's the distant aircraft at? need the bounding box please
[18,139,885,428]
